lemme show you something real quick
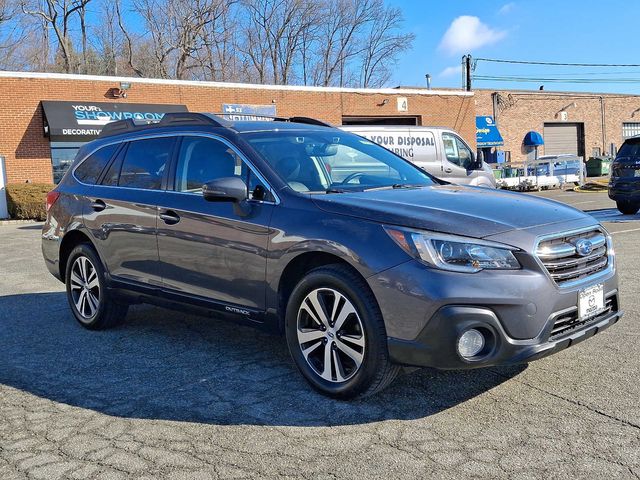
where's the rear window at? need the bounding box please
[118,138,175,190]
[618,139,640,158]
[74,144,118,184]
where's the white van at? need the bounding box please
[341,126,496,188]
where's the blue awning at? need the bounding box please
[524,131,544,146]
[476,116,504,148]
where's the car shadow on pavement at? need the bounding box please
[0,292,526,427]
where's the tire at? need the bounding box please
[616,200,640,215]
[285,264,400,399]
[65,243,128,330]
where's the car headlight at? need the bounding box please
[384,227,520,273]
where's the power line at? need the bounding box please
[475,57,640,68]
[473,75,640,84]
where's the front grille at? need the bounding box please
[549,294,618,340]
[536,228,610,286]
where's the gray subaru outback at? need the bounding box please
[42,113,622,399]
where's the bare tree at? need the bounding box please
[193,1,240,81]
[20,0,92,73]
[358,2,414,87]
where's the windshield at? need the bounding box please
[618,139,640,159]
[244,130,436,193]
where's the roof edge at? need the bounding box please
[0,70,473,97]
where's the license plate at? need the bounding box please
[579,283,605,319]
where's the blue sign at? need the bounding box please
[222,104,277,121]
[476,116,504,148]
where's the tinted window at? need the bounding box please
[75,144,118,184]
[175,137,241,193]
[119,138,175,190]
[618,139,640,158]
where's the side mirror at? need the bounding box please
[470,151,484,170]
[203,177,248,203]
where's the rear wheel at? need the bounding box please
[616,200,640,215]
[285,265,399,399]
[65,243,128,329]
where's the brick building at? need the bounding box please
[475,88,640,163]
[0,71,475,185]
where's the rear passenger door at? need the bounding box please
[156,135,275,311]
[83,136,177,287]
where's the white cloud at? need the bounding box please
[498,2,515,15]
[438,65,462,78]
[438,16,507,55]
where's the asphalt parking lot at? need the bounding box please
[1,189,639,480]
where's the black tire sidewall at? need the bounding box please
[285,267,387,399]
[65,244,109,329]
[616,200,640,215]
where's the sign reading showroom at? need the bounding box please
[41,100,188,141]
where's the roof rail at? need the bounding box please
[98,112,228,138]
[284,116,333,128]
[159,112,227,127]
[99,119,144,137]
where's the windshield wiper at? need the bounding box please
[362,183,425,192]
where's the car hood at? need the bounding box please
[311,185,590,238]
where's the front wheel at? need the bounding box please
[65,243,128,330]
[616,200,640,215]
[285,265,399,399]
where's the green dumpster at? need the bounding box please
[586,156,612,177]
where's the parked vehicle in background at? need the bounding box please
[341,126,496,188]
[42,113,621,399]
[609,137,640,214]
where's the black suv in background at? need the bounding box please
[609,137,640,214]
[43,113,621,399]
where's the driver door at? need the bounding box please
[156,135,275,310]
[441,132,476,185]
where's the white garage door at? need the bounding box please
[543,123,580,156]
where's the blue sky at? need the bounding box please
[389,0,640,94]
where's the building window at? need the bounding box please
[622,122,640,140]
[51,141,83,183]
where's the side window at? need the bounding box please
[175,137,241,193]
[442,133,472,169]
[75,144,118,184]
[175,136,272,201]
[119,137,175,190]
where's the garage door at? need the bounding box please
[543,123,582,156]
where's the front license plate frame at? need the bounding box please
[579,283,605,320]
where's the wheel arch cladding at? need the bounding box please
[59,229,96,279]
[277,252,368,331]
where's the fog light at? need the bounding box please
[457,329,485,358]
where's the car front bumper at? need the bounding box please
[367,257,621,370]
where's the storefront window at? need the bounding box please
[51,141,83,183]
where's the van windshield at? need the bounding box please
[618,139,640,158]
[244,131,436,193]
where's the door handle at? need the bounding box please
[444,167,453,173]
[159,210,180,225]
[91,199,106,212]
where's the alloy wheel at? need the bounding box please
[296,288,365,383]
[69,256,100,319]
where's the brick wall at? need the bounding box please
[0,73,476,184]
[475,89,640,163]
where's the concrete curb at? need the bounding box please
[0,219,43,225]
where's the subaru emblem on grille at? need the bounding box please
[575,239,593,257]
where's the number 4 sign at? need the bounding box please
[397,97,408,112]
